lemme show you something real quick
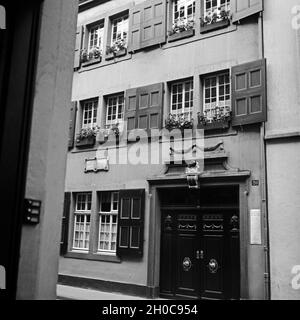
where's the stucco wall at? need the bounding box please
[17,0,78,300]
[264,0,300,300]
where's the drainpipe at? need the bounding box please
[258,11,271,300]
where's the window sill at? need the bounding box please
[65,251,121,263]
[168,29,195,43]
[200,19,230,34]
[81,56,102,67]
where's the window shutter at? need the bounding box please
[125,88,138,133]
[60,192,71,256]
[140,0,167,49]
[117,189,145,258]
[231,59,267,126]
[136,83,164,135]
[128,3,143,52]
[231,0,263,23]
[74,26,83,69]
[68,102,77,149]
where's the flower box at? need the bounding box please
[200,18,230,34]
[168,28,195,43]
[105,48,127,60]
[198,119,230,130]
[82,56,102,67]
[76,136,96,148]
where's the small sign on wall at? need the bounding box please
[250,209,262,245]
[0,265,5,290]
[85,157,109,173]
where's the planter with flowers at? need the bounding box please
[200,7,231,34]
[168,18,195,42]
[165,114,194,138]
[97,123,122,145]
[106,39,127,60]
[197,107,232,131]
[80,47,102,67]
[76,127,99,148]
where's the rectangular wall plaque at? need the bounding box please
[250,209,262,245]
[85,157,109,173]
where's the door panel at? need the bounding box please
[160,207,240,300]
[175,234,198,297]
[201,234,225,299]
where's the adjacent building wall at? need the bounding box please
[264,0,300,300]
[17,0,78,300]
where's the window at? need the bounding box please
[98,192,119,254]
[88,22,104,53]
[82,100,98,129]
[203,72,231,122]
[171,80,194,120]
[72,193,92,251]
[111,15,129,46]
[204,0,230,21]
[173,0,196,27]
[106,94,124,128]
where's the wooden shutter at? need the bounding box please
[125,88,138,133]
[128,3,144,52]
[117,189,145,258]
[140,0,167,49]
[128,0,167,52]
[60,192,71,256]
[68,102,77,149]
[74,26,83,69]
[136,83,164,134]
[231,0,263,23]
[231,59,267,126]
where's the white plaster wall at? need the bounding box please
[267,142,300,300]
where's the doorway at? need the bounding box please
[159,186,240,300]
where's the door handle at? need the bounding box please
[196,250,204,260]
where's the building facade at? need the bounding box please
[59,0,300,300]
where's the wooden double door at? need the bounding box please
[160,209,240,300]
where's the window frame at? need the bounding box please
[202,71,231,122]
[105,94,125,129]
[173,0,196,27]
[111,14,129,46]
[98,192,119,255]
[88,21,105,54]
[72,193,92,252]
[203,0,231,21]
[170,79,194,120]
[81,99,98,130]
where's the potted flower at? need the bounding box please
[97,123,122,145]
[168,18,195,42]
[80,49,88,63]
[197,107,232,130]
[76,126,99,147]
[81,47,102,66]
[106,39,127,60]
[200,7,231,33]
[165,113,194,132]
